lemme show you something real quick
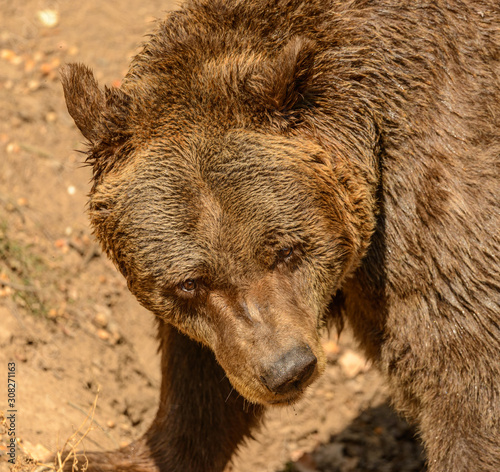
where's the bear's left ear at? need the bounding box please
[250,36,317,113]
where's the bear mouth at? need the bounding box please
[266,390,307,406]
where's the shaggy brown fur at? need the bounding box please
[61,0,500,470]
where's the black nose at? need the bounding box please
[261,345,317,395]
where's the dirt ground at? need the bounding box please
[0,1,426,471]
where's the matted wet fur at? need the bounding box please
[60,0,500,471]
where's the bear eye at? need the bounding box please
[180,278,197,292]
[278,246,294,259]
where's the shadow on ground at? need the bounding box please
[284,403,426,472]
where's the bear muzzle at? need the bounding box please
[208,285,325,404]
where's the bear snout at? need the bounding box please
[260,344,317,396]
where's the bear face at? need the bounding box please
[85,126,369,405]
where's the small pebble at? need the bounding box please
[24,58,36,73]
[6,142,20,154]
[97,329,110,341]
[37,9,59,28]
[338,349,368,379]
[322,339,340,362]
[94,312,109,328]
[27,80,40,92]
[46,111,58,123]
[1,49,16,61]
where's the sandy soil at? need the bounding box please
[0,1,425,471]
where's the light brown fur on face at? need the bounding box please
[60,0,500,471]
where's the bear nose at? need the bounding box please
[260,345,317,395]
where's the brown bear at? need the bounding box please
[60,0,500,471]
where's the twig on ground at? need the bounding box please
[68,400,119,448]
[38,390,101,472]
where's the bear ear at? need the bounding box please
[252,36,318,113]
[60,63,131,145]
[60,63,107,143]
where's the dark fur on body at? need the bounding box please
[61,0,500,471]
